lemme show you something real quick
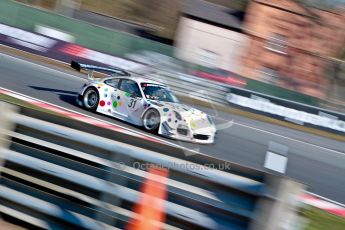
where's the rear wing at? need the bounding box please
[70,61,130,80]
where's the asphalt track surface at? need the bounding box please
[0,52,345,204]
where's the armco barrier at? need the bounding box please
[0,102,305,230]
[0,0,172,57]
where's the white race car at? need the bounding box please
[71,61,216,144]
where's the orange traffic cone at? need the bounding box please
[127,165,169,230]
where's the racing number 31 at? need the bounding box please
[128,99,137,108]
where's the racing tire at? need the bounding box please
[142,109,160,133]
[82,87,99,111]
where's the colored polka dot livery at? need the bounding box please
[163,108,169,112]
[119,101,122,106]
[117,96,120,100]
[113,101,118,108]
[100,100,105,106]
[107,101,111,106]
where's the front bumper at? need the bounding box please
[164,133,215,144]
[160,122,215,144]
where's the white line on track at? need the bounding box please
[236,122,345,155]
[305,191,345,208]
[215,116,345,156]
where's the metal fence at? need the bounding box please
[0,102,304,230]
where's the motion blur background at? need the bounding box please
[11,0,345,110]
[14,0,345,110]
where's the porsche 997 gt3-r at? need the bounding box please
[71,61,216,144]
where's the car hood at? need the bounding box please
[148,100,215,132]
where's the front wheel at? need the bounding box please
[83,88,99,111]
[142,109,160,132]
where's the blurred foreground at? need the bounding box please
[0,100,306,230]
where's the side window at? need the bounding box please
[119,79,142,98]
[104,78,120,89]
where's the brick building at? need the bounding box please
[242,0,345,99]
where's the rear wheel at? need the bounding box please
[83,88,99,111]
[143,109,160,132]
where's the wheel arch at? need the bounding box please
[141,107,161,120]
[81,85,99,97]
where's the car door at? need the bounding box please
[117,79,145,124]
[103,78,124,118]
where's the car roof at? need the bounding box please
[105,76,165,86]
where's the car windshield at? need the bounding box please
[141,83,179,103]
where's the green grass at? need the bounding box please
[300,206,345,230]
